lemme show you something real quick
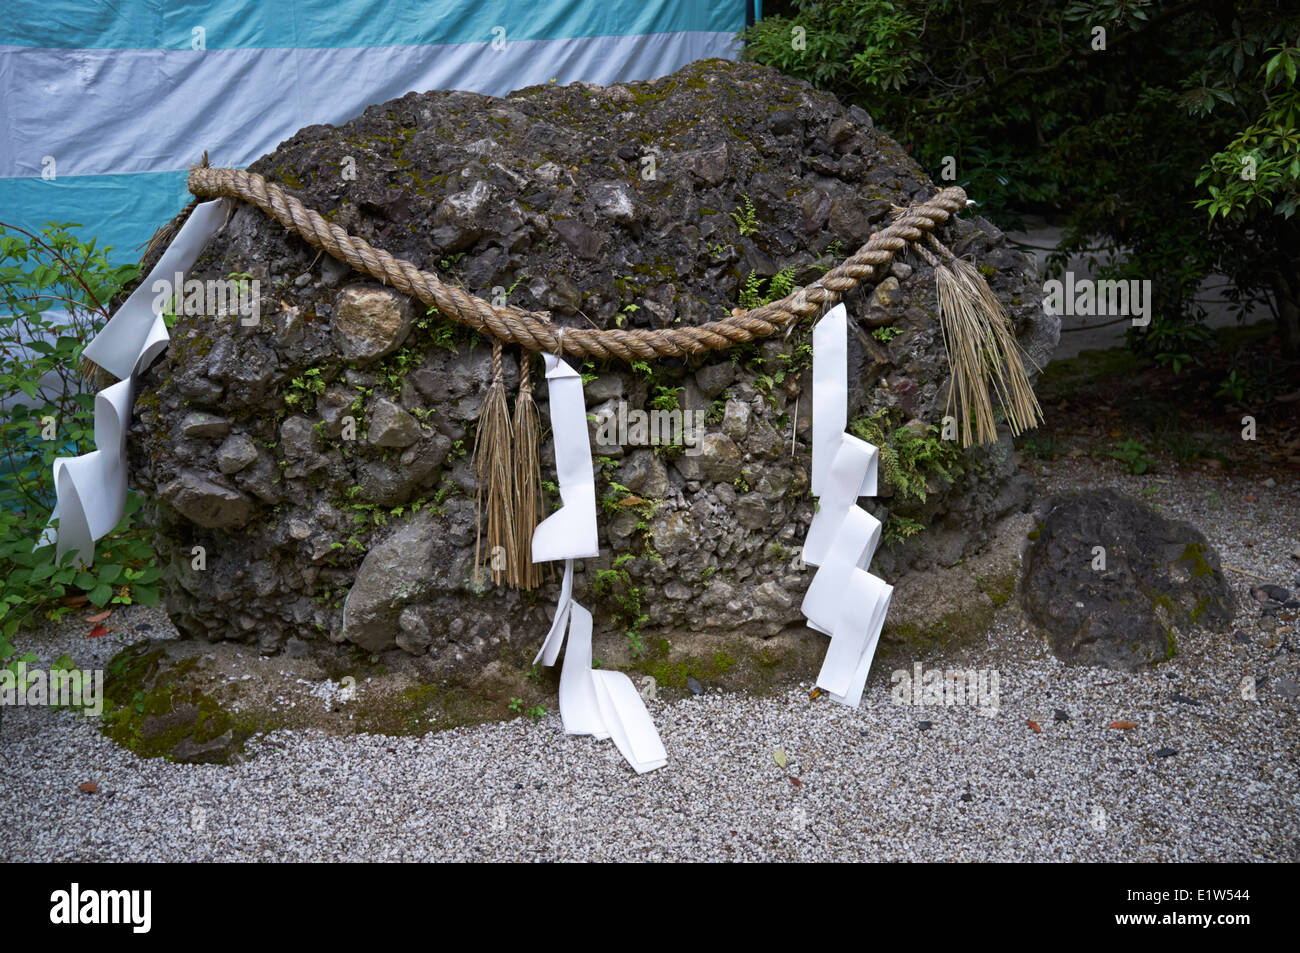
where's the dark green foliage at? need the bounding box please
[743,1,1300,355]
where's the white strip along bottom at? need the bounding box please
[800,304,894,706]
[39,199,234,565]
[530,353,668,774]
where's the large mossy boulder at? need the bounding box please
[128,58,1057,671]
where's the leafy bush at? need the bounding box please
[0,221,159,668]
[743,1,1300,356]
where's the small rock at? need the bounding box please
[686,676,703,696]
[333,284,414,363]
[1232,629,1250,644]
[368,398,422,448]
[917,720,932,731]
[721,399,751,441]
[1053,709,1070,722]
[216,433,259,475]
[180,411,231,439]
[159,470,255,530]
[870,276,902,311]
[1155,747,1179,758]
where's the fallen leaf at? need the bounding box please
[1027,720,1042,733]
[618,496,646,506]
[1244,493,1257,503]
[78,781,98,794]
[87,625,109,639]
[808,688,823,700]
[85,609,112,624]
[1067,448,1086,457]
[1109,720,1138,730]
[62,594,89,607]
[773,748,788,769]
[788,775,802,788]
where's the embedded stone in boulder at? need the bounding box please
[341,509,440,652]
[367,397,422,448]
[159,470,255,530]
[333,284,413,362]
[180,411,231,438]
[216,433,259,474]
[1019,488,1235,671]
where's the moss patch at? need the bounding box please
[101,643,260,764]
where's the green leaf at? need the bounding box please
[87,582,114,607]
[132,585,161,607]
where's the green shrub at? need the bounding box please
[0,221,160,667]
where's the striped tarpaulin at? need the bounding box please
[1,0,747,263]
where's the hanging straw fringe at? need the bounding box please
[473,340,515,587]
[510,352,543,590]
[917,234,1043,448]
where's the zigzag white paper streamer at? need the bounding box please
[38,199,234,566]
[532,353,667,774]
[800,304,894,707]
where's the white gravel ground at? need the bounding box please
[2,463,1296,862]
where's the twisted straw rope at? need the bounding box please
[187,167,967,361]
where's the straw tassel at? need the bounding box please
[511,351,543,590]
[919,236,1043,447]
[473,339,516,587]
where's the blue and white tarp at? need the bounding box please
[1,0,746,263]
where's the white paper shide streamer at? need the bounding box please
[531,354,667,774]
[800,304,894,706]
[40,199,234,565]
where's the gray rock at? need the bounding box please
[342,511,440,651]
[735,492,771,530]
[699,433,744,483]
[279,415,320,459]
[695,361,735,398]
[589,181,637,224]
[316,386,357,439]
[396,604,437,654]
[159,470,255,530]
[216,434,259,475]
[870,276,902,310]
[651,511,695,556]
[333,284,413,363]
[722,399,751,441]
[1020,489,1235,671]
[180,412,230,439]
[553,218,603,260]
[619,450,670,499]
[368,397,421,448]
[584,373,625,403]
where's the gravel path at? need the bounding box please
[2,462,1297,862]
